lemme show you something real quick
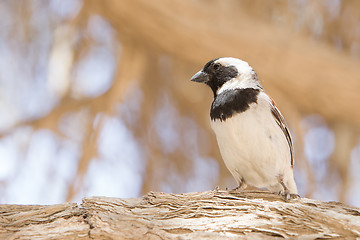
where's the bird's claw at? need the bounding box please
[283,193,300,202]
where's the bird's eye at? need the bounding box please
[213,63,220,70]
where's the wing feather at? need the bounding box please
[266,95,294,167]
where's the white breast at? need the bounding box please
[210,92,294,191]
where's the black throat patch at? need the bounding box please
[210,88,260,121]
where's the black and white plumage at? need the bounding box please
[191,57,298,200]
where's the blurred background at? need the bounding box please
[0,0,359,207]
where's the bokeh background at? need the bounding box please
[0,0,360,207]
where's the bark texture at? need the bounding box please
[1,190,360,239]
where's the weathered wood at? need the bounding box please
[1,191,360,239]
[0,203,88,239]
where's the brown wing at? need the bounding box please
[269,99,294,167]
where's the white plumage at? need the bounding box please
[210,91,297,194]
[191,57,298,199]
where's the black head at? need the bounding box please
[190,57,258,97]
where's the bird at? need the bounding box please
[190,57,298,201]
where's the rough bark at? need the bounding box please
[1,190,360,239]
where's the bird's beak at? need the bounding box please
[190,71,209,83]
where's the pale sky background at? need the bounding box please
[0,0,359,207]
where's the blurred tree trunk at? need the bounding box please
[1,191,360,239]
[78,0,360,126]
[69,0,360,201]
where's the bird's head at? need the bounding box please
[190,57,262,97]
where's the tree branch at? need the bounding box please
[1,191,360,239]
[81,0,360,126]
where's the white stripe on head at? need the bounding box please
[215,57,253,74]
[215,58,261,95]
